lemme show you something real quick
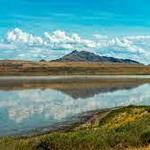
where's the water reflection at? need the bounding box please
[0,79,150,136]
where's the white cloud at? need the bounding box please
[0,28,149,63]
[0,43,16,50]
[126,35,150,40]
[7,28,44,45]
[6,28,96,49]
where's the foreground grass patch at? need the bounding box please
[0,106,150,150]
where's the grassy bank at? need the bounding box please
[0,106,150,150]
[0,61,150,75]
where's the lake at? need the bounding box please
[0,76,150,136]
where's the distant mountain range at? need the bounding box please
[52,50,140,64]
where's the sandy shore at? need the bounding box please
[0,75,150,81]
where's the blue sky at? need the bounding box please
[0,0,150,63]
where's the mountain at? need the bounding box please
[52,50,140,64]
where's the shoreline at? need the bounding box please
[0,75,150,80]
[0,108,113,138]
[0,105,149,150]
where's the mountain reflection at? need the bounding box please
[0,78,150,99]
[0,78,150,136]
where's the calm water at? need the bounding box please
[0,77,150,136]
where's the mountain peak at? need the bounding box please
[71,50,78,54]
[52,50,140,64]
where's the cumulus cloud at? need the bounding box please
[6,28,96,49]
[0,43,16,50]
[0,28,149,63]
[126,35,150,40]
[7,28,44,45]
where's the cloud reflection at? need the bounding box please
[0,83,149,135]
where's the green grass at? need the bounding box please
[0,106,150,150]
